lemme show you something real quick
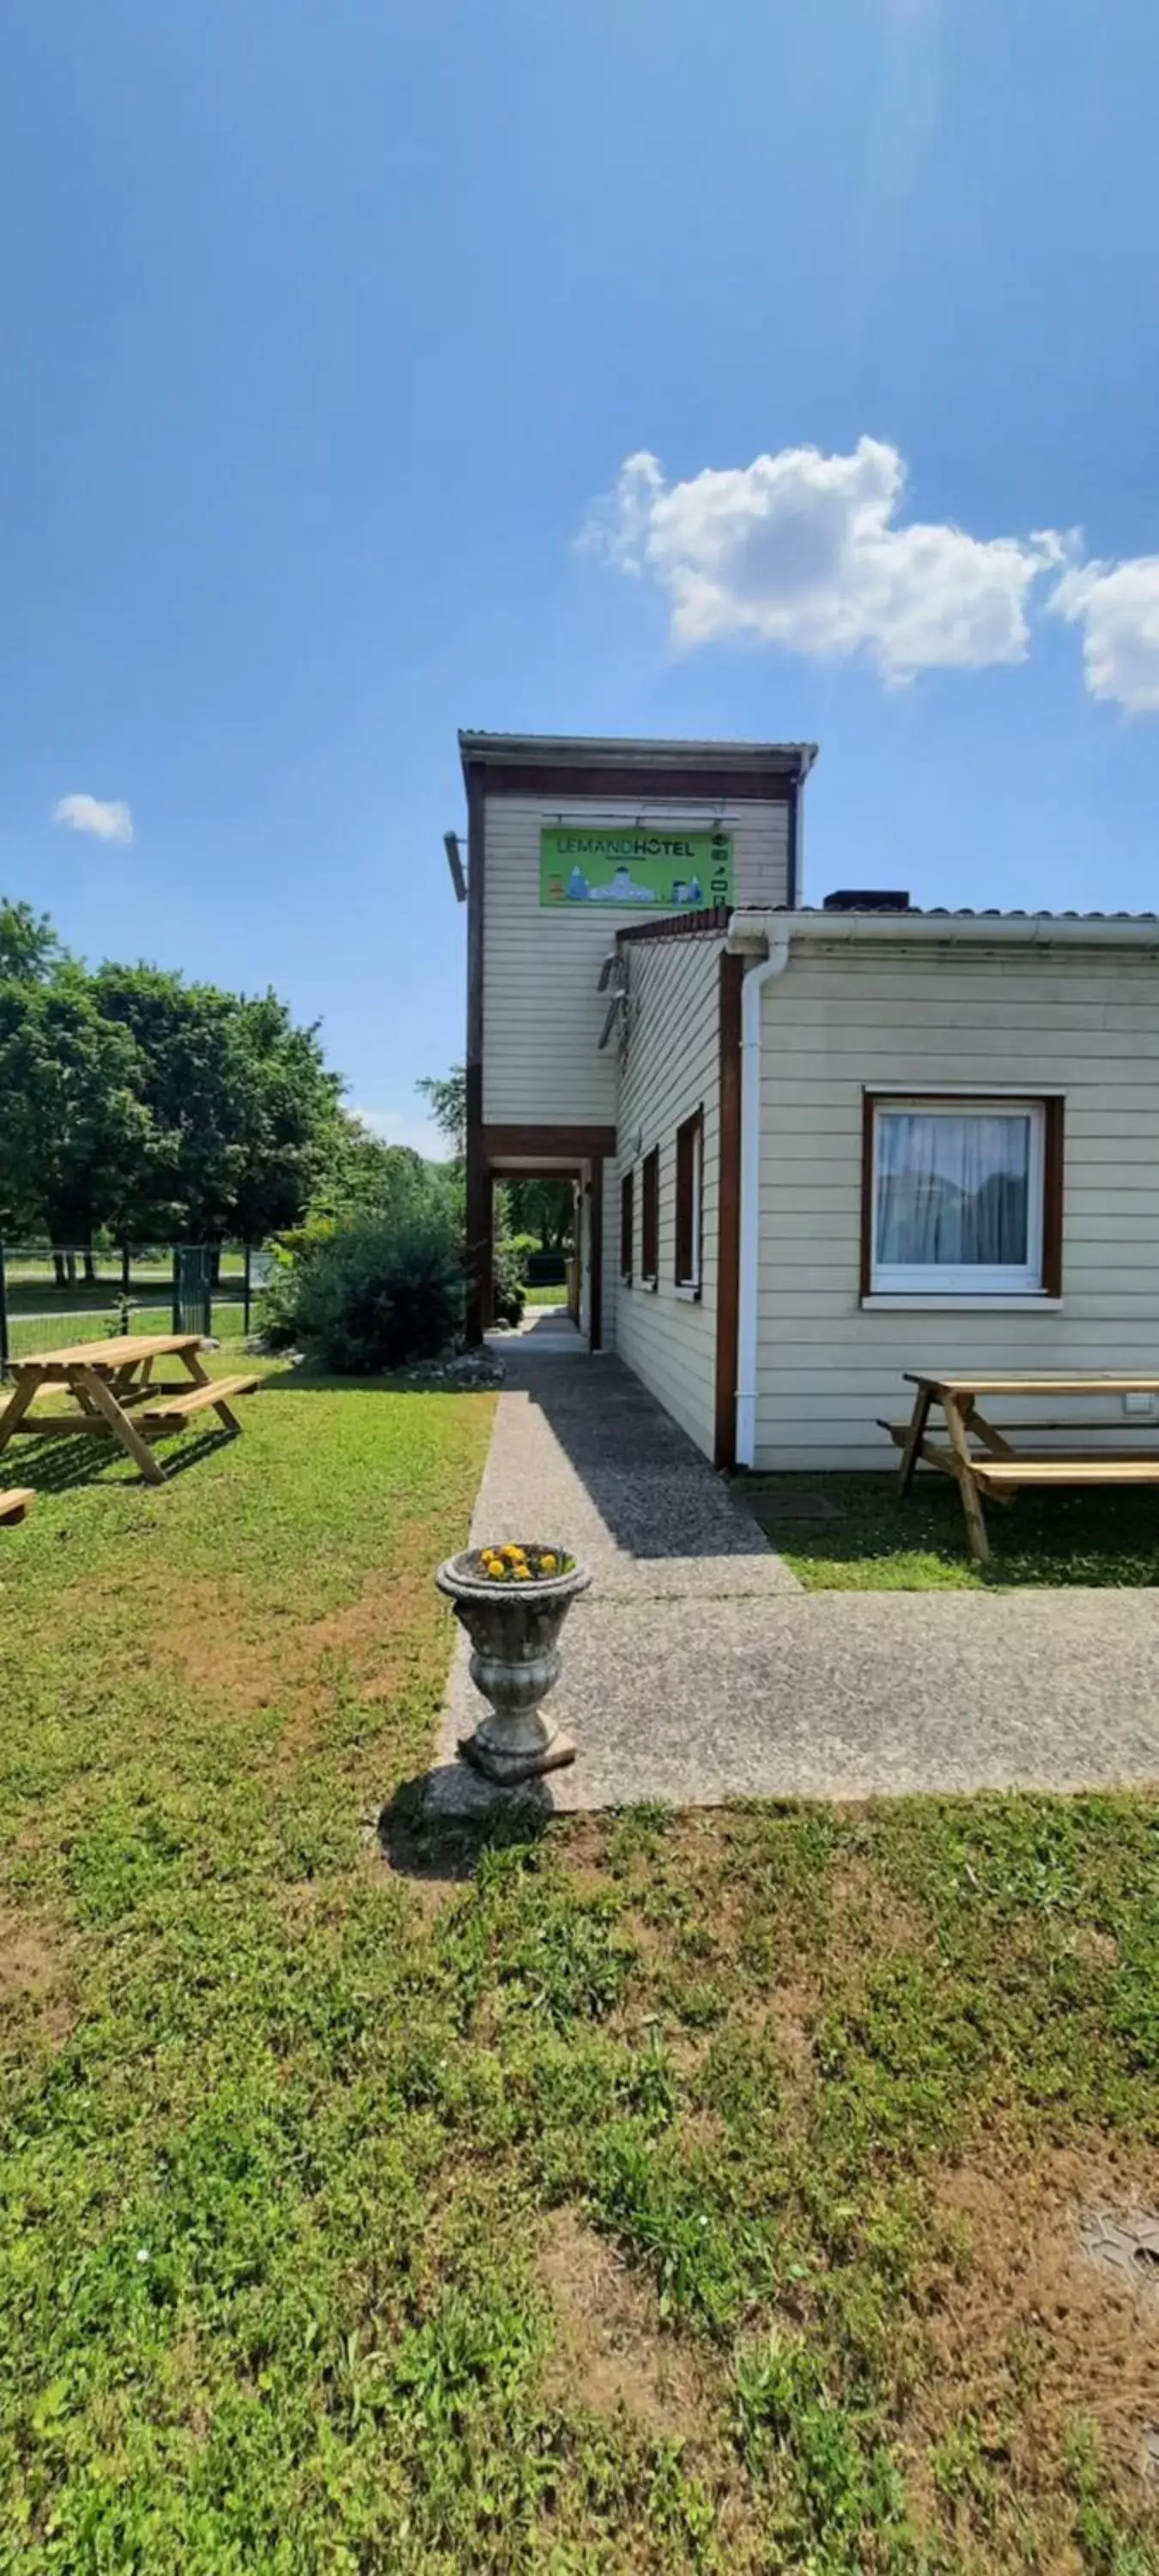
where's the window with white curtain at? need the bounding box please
[870,1098,1047,1295]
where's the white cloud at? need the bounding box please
[351,1108,449,1163]
[580,439,1067,683]
[52,793,134,844]
[1048,555,1159,714]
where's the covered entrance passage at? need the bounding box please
[466,1124,615,1349]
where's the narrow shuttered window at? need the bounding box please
[640,1148,658,1288]
[620,1170,634,1284]
[675,1109,703,1291]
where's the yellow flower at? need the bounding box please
[501,1543,525,1564]
[514,1565,531,1581]
[486,1562,504,1581]
[540,1552,557,1573]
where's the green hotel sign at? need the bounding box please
[539,824,734,912]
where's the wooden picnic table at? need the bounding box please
[0,1334,258,1488]
[881,1372,1159,1564]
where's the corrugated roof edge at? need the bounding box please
[616,907,731,946]
[458,730,817,775]
[772,905,1159,922]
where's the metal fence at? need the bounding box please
[0,1242,266,1376]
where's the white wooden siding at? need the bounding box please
[482,794,787,1123]
[611,935,724,1456]
[755,943,1159,1470]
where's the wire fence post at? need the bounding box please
[121,1242,130,1296]
[0,1239,8,1380]
[243,1243,252,1339]
[172,1245,180,1334]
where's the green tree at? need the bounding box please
[506,1178,574,1253]
[310,1112,427,1220]
[0,977,153,1255]
[417,1066,465,1164]
[0,898,62,984]
[92,967,342,1245]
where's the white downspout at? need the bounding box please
[734,924,792,1468]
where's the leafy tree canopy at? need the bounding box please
[0,899,61,985]
[0,899,348,1249]
[416,1066,465,1163]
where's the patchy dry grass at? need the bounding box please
[2,1370,1159,2566]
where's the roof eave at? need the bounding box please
[727,908,1159,954]
[458,731,817,781]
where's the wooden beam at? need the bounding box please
[482,1123,618,1161]
[464,756,488,1347]
[476,762,797,803]
[590,1158,604,1352]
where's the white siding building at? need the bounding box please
[458,728,1159,1476]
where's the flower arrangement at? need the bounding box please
[473,1542,574,1585]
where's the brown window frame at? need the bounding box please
[640,1146,659,1290]
[859,1092,1065,1300]
[675,1106,704,1294]
[620,1169,634,1285]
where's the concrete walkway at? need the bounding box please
[426,1314,1159,1814]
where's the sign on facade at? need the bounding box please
[539,825,734,911]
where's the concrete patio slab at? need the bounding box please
[422,1315,1159,1818]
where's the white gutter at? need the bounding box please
[732,919,792,1469]
[731,909,1159,952]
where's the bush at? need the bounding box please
[493,1238,526,1328]
[252,1245,303,1351]
[257,1203,464,1371]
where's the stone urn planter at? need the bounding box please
[436,1543,591,1784]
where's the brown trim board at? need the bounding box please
[474,762,798,804]
[787,779,802,908]
[859,1093,877,1300]
[714,951,743,1470]
[482,1124,617,1161]
[1043,1097,1065,1297]
[590,1160,604,1352]
[464,759,488,1342]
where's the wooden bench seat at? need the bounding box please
[0,1489,34,1524]
[138,1374,259,1431]
[972,1456,1159,1488]
[885,1371,1159,1565]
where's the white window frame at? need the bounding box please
[870,1097,1046,1297]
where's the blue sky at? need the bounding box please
[3,0,1159,1157]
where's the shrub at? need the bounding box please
[257,1202,464,1371]
[252,1244,302,1351]
[493,1238,527,1328]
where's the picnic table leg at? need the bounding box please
[0,1369,39,1458]
[76,1366,167,1487]
[942,1394,991,1565]
[110,1356,151,1400]
[897,1384,933,1496]
[177,1344,243,1435]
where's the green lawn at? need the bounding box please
[524,1284,569,1307]
[739,1472,1159,1589]
[3,1373,1159,2567]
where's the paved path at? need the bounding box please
[426,1315,1159,1815]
